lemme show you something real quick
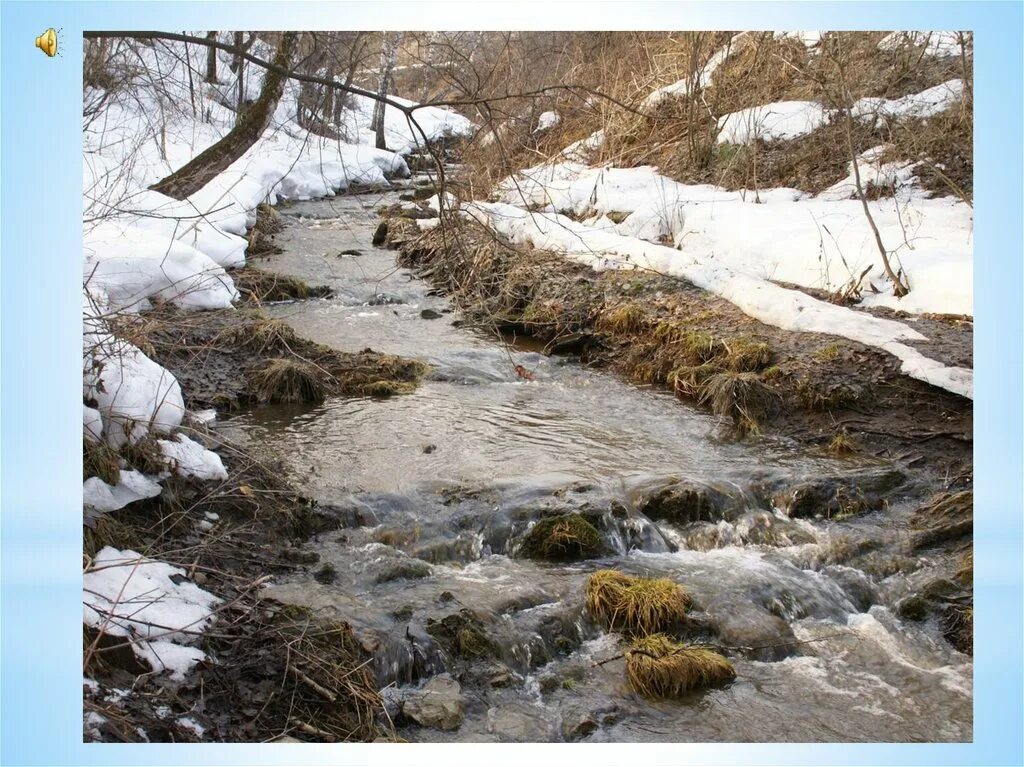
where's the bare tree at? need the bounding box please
[371,32,403,150]
[204,31,217,83]
[150,32,299,200]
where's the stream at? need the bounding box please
[218,188,972,743]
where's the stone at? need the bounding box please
[560,708,598,741]
[402,674,465,731]
[908,491,972,550]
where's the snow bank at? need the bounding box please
[83,547,221,680]
[84,221,238,312]
[561,129,605,163]
[84,325,185,446]
[853,79,964,124]
[502,138,972,317]
[158,435,228,481]
[464,201,972,398]
[715,80,964,147]
[84,470,162,513]
[339,91,474,155]
[717,100,832,145]
[877,31,970,58]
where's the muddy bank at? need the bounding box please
[84,213,433,743]
[383,214,972,484]
[110,301,428,412]
[83,420,393,742]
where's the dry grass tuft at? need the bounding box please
[250,358,334,404]
[215,318,297,354]
[205,605,382,741]
[626,633,735,698]
[698,371,779,435]
[827,432,859,457]
[233,268,331,305]
[84,439,122,486]
[519,513,605,561]
[599,303,649,335]
[585,570,691,634]
[120,436,168,476]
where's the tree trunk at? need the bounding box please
[205,31,218,83]
[151,33,299,201]
[371,33,403,150]
[234,31,245,115]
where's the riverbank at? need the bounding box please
[384,213,973,481]
[83,203,435,742]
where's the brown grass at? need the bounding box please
[585,569,691,634]
[626,633,735,698]
[698,371,779,435]
[250,358,334,404]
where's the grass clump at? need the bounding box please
[425,609,496,659]
[360,380,416,398]
[233,267,331,304]
[814,343,841,362]
[250,358,333,404]
[598,303,648,334]
[626,633,735,698]
[519,513,605,561]
[698,371,779,435]
[584,570,691,634]
[215,317,296,353]
[84,439,121,486]
[827,432,859,457]
[723,337,772,372]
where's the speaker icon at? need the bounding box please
[35,27,58,57]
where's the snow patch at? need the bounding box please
[535,111,561,132]
[158,434,228,481]
[84,470,162,513]
[464,201,972,398]
[83,547,221,680]
[877,32,970,58]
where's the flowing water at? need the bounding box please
[218,189,971,742]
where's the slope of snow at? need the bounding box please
[83,547,221,679]
[500,138,972,318]
[717,100,832,145]
[339,91,474,155]
[877,31,970,58]
[854,79,964,124]
[465,201,972,398]
[84,319,186,446]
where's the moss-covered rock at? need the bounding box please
[518,513,605,561]
[425,609,496,659]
